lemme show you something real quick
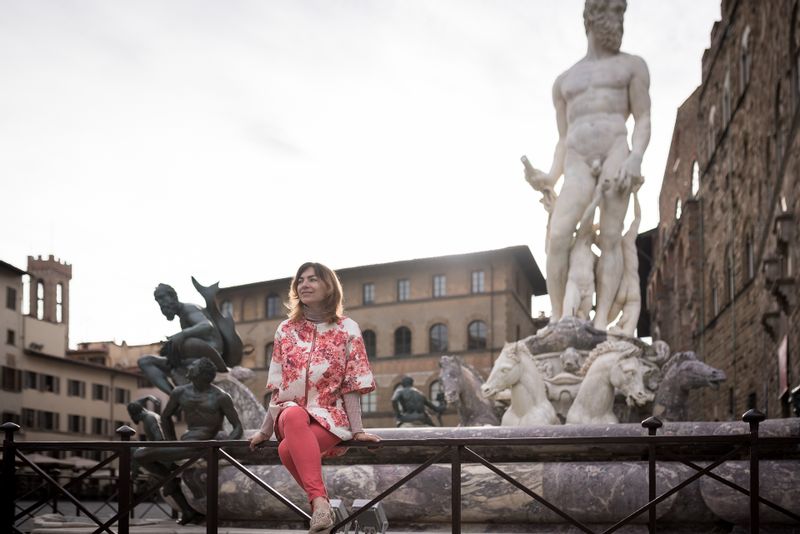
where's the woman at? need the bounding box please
[249,262,380,533]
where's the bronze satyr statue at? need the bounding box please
[132,358,243,524]
[391,376,444,427]
[138,278,243,394]
[127,396,202,525]
[160,357,244,442]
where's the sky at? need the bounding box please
[0,0,721,348]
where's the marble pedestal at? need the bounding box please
[180,421,800,529]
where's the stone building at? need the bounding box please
[218,246,546,427]
[70,340,162,371]
[0,255,142,451]
[649,0,800,420]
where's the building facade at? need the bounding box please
[649,0,800,420]
[0,256,142,452]
[218,246,546,427]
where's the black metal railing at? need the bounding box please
[2,409,799,534]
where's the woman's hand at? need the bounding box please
[249,430,270,451]
[352,431,381,442]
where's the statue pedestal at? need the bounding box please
[180,421,800,530]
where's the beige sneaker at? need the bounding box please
[308,504,335,534]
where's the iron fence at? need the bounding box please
[2,409,799,534]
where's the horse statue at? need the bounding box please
[566,340,654,424]
[438,355,499,426]
[652,351,726,421]
[481,341,560,426]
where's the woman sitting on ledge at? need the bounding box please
[249,262,380,533]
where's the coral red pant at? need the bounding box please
[277,406,341,503]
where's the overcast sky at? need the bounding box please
[1,1,720,347]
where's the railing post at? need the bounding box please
[451,445,461,534]
[742,409,765,534]
[116,425,136,534]
[642,416,663,534]
[1,422,20,534]
[52,470,59,514]
[207,445,218,534]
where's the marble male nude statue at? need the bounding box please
[525,0,650,331]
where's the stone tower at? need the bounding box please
[27,255,72,339]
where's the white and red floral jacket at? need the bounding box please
[266,317,375,441]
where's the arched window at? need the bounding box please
[394,327,412,356]
[675,198,682,221]
[264,342,274,367]
[56,283,63,323]
[265,293,281,318]
[36,280,44,320]
[691,161,700,197]
[221,300,233,318]
[429,323,448,353]
[707,106,717,160]
[429,380,445,409]
[722,70,732,125]
[467,320,487,350]
[362,330,377,359]
[740,25,751,94]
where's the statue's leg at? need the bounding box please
[139,445,199,465]
[180,338,228,372]
[577,290,593,320]
[594,142,630,330]
[616,291,641,336]
[162,475,203,525]
[562,279,580,319]
[136,455,202,524]
[138,355,174,394]
[547,154,594,323]
[607,295,624,328]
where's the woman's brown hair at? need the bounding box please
[287,262,344,323]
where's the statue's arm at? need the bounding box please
[391,389,405,417]
[173,307,215,341]
[161,389,181,441]
[220,393,243,440]
[627,191,641,236]
[424,397,445,413]
[142,416,165,442]
[546,75,568,186]
[625,57,651,187]
[133,395,162,414]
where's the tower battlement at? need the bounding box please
[27,254,73,279]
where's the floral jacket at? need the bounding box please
[266,317,375,441]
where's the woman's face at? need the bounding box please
[296,267,327,308]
